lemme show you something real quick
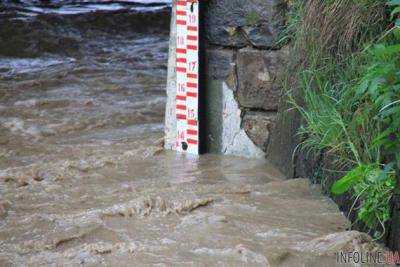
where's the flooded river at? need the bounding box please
[0,2,389,266]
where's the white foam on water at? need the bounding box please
[3,0,172,15]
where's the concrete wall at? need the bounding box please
[165,0,288,158]
[164,1,177,151]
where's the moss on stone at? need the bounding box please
[245,10,261,26]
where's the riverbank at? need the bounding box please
[0,2,392,266]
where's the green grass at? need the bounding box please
[284,0,400,238]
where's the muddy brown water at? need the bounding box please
[0,6,390,267]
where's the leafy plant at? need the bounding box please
[354,165,396,236]
[332,163,396,236]
[359,43,400,167]
[331,165,376,195]
[285,0,400,237]
[331,1,400,235]
[388,0,400,26]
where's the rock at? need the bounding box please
[242,25,278,47]
[236,48,285,111]
[204,0,287,48]
[242,111,276,151]
[205,48,236,81]
[266,91,302,178]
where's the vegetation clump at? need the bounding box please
[246,10,262,26]
[284,0,400,240]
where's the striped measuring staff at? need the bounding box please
[175,0,199,155]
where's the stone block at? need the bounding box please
[204,48,265,158]
[205,48,235,81]
[203,0,286,48]
[242,111,276,151]
[236,48,285,111]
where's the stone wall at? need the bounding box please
[164,0,400,253]
[203,0,287,158]
[165,0,288,158]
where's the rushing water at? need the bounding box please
[1,0,172,15]
[0,4,389,267]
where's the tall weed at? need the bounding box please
[287,0,399,237]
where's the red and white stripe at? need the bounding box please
[175,0,199,154]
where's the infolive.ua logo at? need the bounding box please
[335,251,400,265]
